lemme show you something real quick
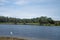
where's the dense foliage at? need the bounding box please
[0,16,60,26]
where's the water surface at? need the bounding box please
[0,24,60,40]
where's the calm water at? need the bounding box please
[0,24,60,40]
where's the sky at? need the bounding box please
[0,0,60,20]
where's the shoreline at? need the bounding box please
[0,23,60,26]
[0,36,50,40]
[0,37,25,40]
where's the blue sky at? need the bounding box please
[0,0,60,20]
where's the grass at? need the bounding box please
[0,37,26,40]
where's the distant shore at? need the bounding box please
[0,16,60,26]
[0,23,60,26]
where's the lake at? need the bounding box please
[0,24,60,40]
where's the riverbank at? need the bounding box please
[0,36,50,40]
[0,23,60,26]
[0,23,59,26]
[0,37,25,40]
[0,23,39,25]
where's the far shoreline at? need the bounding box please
[0,23,60,26]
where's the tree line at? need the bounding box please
[0,16,60,26]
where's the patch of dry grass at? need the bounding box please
[0,37,26,40]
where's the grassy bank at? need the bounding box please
[0,37,26,40]
[0,22,60,26]
[0,22,39,25]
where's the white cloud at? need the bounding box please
[0,0,9,6]
[0,0,5,5]
[14,0,29,5]
[0,0,60,20]
[0,5,58,18]
[0,0,58,6]
[14,0,58,5]
[0,0,6,2]
[0,0,9,4]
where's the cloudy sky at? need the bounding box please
[0,0,60,20]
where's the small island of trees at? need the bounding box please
[0,16,60,26]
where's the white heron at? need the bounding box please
[10,32,13,35]
[10,32,13,40]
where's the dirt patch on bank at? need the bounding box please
[0,37,26,40]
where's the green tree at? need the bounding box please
[39,16,49,25]
[47,18,54,24]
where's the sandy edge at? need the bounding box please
[0,35,50,40]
